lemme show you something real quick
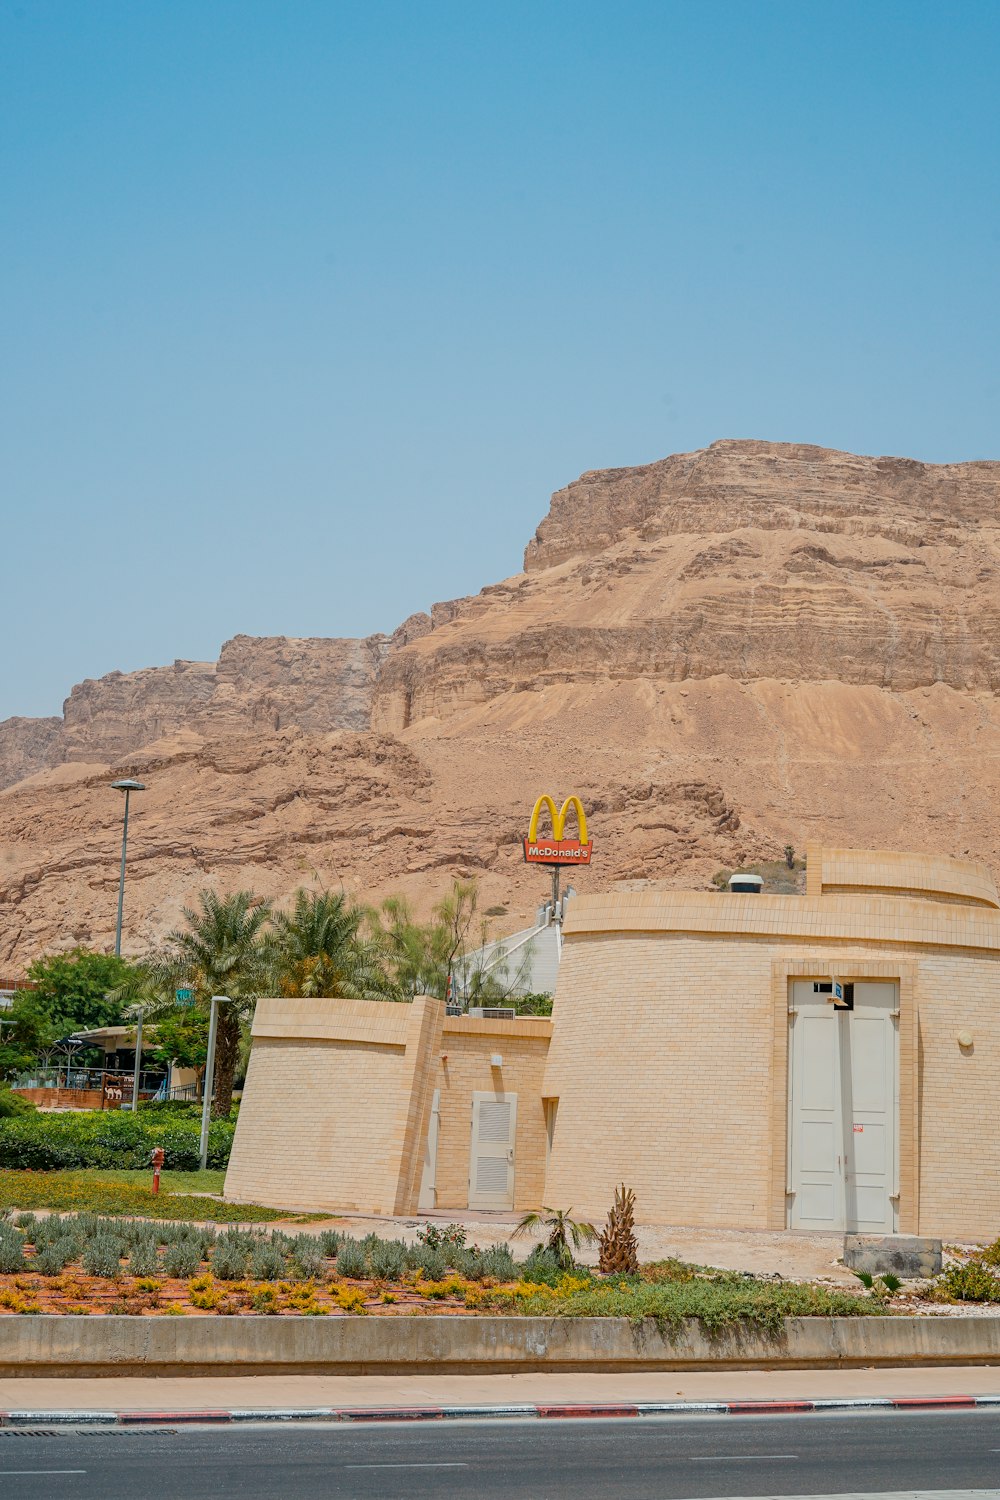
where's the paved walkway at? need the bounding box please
[291,1213,863,1284]
[3,1367,1000,1412]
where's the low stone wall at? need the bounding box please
[11,1087,104,1110]
[2,1315,999,1377]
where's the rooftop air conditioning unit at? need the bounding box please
[728,873,763,894]
[467,1007,517,1020]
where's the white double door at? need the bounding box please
[788,981,898,1232]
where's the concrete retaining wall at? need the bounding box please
[2,1316,1000,1377]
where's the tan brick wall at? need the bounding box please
[224,996,441,1215]
[806,843,1000,908]
[544,916,1000,1239]
[431,1017,551,1214]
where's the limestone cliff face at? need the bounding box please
[2,439,1000,967]
[1,633,392,791]
[372,441,1000,729]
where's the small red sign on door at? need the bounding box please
[853,1123,864,1133]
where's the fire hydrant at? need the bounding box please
[151,1146,165,1196]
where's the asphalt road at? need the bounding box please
[0,1410,998,1499]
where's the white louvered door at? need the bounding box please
[469,1092,517,1210]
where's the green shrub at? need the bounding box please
[0,1111,235,1171]
[319,1230,342,1258]
[0,1088,36,1119]
[934,1260,1000,1303]
[211,1241,248,1281]
[368,1238,406,1281]
[481,1243,517,1281]
[127,1240,160,1277]
[410,1244,447,1280]
[34,1239,74,1276]
[82,1234,124,1278]
[0,1233,26,1273]
[163,1239,203,1278]
[249,1241,287,1280]
[416,1222,467,1251]
[522,1246,563,1285]
[336,1239,367,1279]
[291,1236,326,1279]
[14,1212,38,1237]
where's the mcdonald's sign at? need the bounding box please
[523,795,593,865]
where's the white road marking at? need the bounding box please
[689,1453,799,1461]
[0,1472,87,1477]
[343,1461,470,1469]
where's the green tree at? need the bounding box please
[161,890,273,1118]
[25,948,136,1032]
[0,991,63,1079]
[147,1007,210,1097]
[272,889,396,1000]
[372,878,522,1004]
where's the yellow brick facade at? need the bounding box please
[226,847,1000,1240]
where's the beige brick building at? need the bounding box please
[226,845,1000,1239]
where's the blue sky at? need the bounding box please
[3,0,998,719]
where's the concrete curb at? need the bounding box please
[4,1314,1000,1376]
[3,1396,1000,1425]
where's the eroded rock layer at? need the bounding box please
[2,439,999,965]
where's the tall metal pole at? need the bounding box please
[199,995,225,1171]
[130,1010,144,1111]
[114,788,131,958]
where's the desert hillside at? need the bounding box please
[2,438,999,966]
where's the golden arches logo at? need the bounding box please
[523,794,593,865]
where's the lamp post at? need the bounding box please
[130,1009,145,1111]
[110,779,145,957]
[199,995,232,1171]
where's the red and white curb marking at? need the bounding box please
[2,1396,999,1425]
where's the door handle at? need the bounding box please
[507,1149,514,1162]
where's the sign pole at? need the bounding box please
[199,995,226,1171]
[551,865,562,954]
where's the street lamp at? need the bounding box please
[199,995,233,1170]
[110,779,145,957]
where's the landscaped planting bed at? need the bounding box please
[0,1171,310,1222]
[0,1215,881,1327]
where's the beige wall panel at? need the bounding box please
[224,1036,409,1213]
[543,933,777,1227]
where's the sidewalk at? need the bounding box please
[3,1366,1000,1414]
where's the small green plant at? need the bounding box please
[934,1260,1000,1303]
[852,1270,902,1299]
[335,1239,367,1279]
[514,1207,597,1270]
[249,1241,287,1281]
[369,1238,407,1281]
[82,1234,125,1278]
[290,1235,325,1279]
[162,1239,203,1278]
[0,1234,27,1274]
[33,1240,73,1276]
[127,1240,161,1277]
[417,1222,467,1252]
[210,1241,249,1281]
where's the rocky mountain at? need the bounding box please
[2,438,999,966]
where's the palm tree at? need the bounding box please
[513,1207,598,1269]
[162,890,273,1117]
[272,889,397,1000]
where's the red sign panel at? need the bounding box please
[523,838,594,865]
